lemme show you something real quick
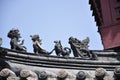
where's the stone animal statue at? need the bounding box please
[53,40,71,57]
[30,35,52,55]
[69,36,97,59]
[68,36,90,58]
[7,29,27,52]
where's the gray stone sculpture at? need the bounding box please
[69,36,97,59]
[30,35,52,55]
[7,29,27,52]
[53,40,71,57]
[68,37,91,58]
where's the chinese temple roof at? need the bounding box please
[89,0,103,27]
[0,47,120,80]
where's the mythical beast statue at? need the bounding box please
[7,29,27,52]
[53,40,71,57]
[69,36,97,59]
[30,35,52,55]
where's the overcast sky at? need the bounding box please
[0,0,103,56]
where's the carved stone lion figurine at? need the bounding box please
[53,40,71,57]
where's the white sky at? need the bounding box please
[0,0,103,56]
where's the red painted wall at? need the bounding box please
[99,0,120,49]
[100,23,120,49]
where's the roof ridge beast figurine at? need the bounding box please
[53,40,71,57]
[7,29,27,52]
[69,36,97,59]
[30,34,52,55]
